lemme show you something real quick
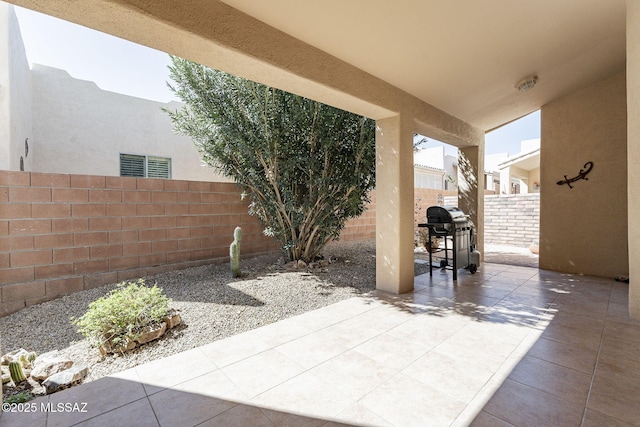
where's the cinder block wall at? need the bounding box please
[414,188,458,226]
[340,191,376,241]
[343,188,457,242]
[445,194,540,247]
[0,170,280,316]
[1,170,457,316]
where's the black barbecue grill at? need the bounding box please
[418,206,479,280]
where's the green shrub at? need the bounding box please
[4,391,33,404]
[72,279,171,348]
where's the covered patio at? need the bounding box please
[4,0,637,304]
[1,265,637,426]
[2,0,640,425]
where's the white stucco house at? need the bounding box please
[498,139,541,194]
[483,139,541,195]
[0,5,230,182]
[413,147,452,190]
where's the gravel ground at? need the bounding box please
[1,239,432,397]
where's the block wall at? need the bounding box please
[341,188,457,242]
[446,193,540,247]
[0,170,280,316]
[414,188,458,227]
[1,169,459,316]
[341,191,376,242]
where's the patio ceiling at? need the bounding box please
[220,0,627,132]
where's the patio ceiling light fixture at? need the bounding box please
[516,75,538,92]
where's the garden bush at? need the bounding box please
[72,279,171,349]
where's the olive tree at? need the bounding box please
[165,56,376,262]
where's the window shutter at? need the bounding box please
[120,154,145,177]
[147,157,171,179]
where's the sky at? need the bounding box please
[13,5,540,156]
[14,6,178,103]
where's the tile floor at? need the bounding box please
[1,263,638,426]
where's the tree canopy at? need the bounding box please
[165,56,376,261]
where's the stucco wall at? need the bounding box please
[0,3,32,171]
[29,65,231,182]
[540,71,627,278]
[0,5,10,170]
[628,0,640,318]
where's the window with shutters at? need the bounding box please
[120,153,171,179]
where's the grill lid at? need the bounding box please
[426,206,466,224]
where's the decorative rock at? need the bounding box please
[31,356,74,381]
[100,337,137,356]
[284,261,298,270]
[136,322,167,345]
[162,312,182,329]
[297,260,307,269]
[43,366,89,394]
[1,348,30,365]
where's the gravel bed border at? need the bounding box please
[2,239,434,399]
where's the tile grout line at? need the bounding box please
[146,394,163,427]
[579,286,610,427]
[211,298,403,417]
[66,395,152,427]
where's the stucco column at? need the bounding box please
[458,144,485,259]
[628,0,640,319]
[376,114,415,294]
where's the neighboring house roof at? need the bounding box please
[485,153,509,173]
[414,164,445,172]
[413,146,445,170]
[498,138,541,171]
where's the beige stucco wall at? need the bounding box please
[458,145,484,258]
[628,0,640,318]
[540,71,627,277]
[0,3,32,171]
[29,65,230,182]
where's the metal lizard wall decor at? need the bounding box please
[556,161,593,188]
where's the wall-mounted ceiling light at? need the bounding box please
[516,75,538,92]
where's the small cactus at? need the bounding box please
[18,354,29,368]
[27,351,37,363]
[9,360,26,383]
[234,226,242,249]
[230,226,242,278]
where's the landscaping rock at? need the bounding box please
[1,348,30,365]
[284,261,298,270]
[136,322,167,345]
[31,355,73,381]
[162,312,182,329]
[100,338,137,356]
[43,366,89,394]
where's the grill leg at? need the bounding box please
[453,228,457,281]
[428,227,433,277]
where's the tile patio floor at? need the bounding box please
[2,263,639,426]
